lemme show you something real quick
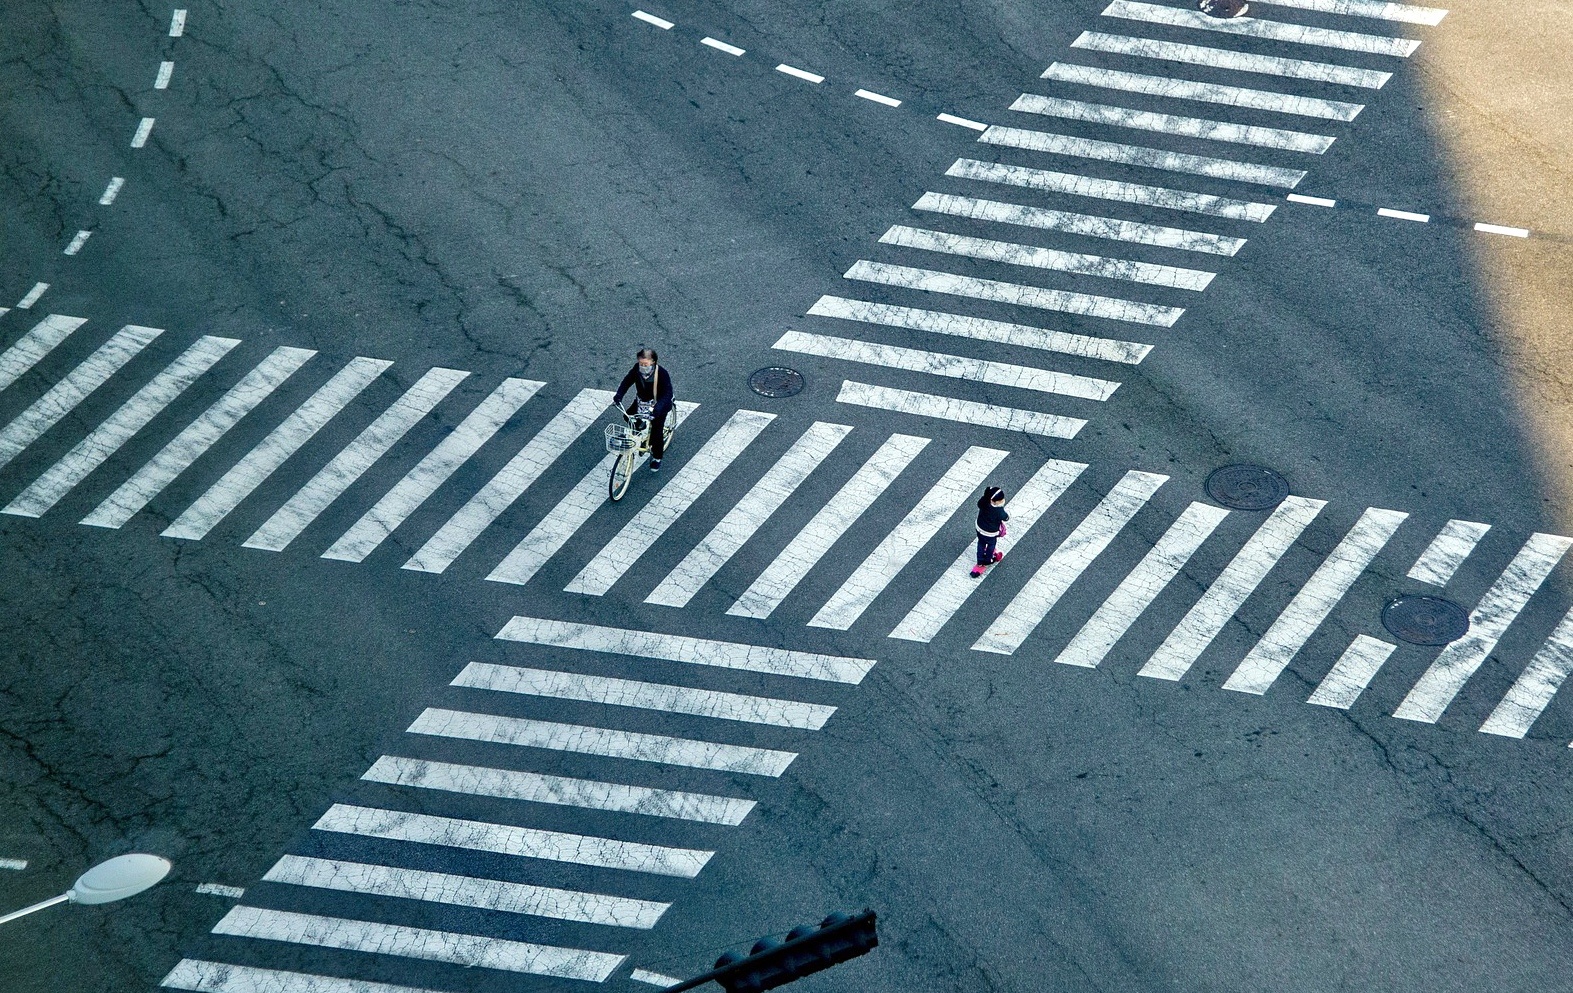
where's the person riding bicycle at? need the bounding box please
[611,347,674,471]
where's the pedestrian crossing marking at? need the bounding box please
[946,157,1278,222]
[1101,0,1424,58]
[913,192,1248,256]
[1010,93,1337,153]
[1307,634,1396,709]
[836,381,1087,438]
[162,960,448,993]
[1040,62,1364,122]
[981,126,1309,189]
[1071,32,1393,89]
[1407,518,1490,586]
[1253,0,1448,26]
[880,224,1218,290]
[0,314,86,395]
[1480,604,1573,738]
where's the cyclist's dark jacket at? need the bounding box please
[613,366,674,416]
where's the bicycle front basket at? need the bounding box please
[604,422,640,453]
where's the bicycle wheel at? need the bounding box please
[608,449,636,501]
[662,410,678,453]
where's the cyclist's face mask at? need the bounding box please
[637,361,654,380]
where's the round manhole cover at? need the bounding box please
[1204,464,1290,510]
[1382,594,1471,646]
[749,366,805,398]
[1199,0,1250,17]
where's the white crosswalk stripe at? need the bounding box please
[891,458,1088,643]
[1040,62,1364,121]
[322,378,543,562]
[1406,518,1490,586]
[946,158,1277,222]
[1251,0,1448,27]
[646,421,852,608]
[880,224,1217,290]
[1011,94,1337,153]
[836,381,1087,438]
[244,367,469,552]
[1394,532,1573,723]
[1072,31,1393,89]
[1479,605,1573,738]
[913,192,1247,256]
[566,409,775,596]
[162,959,446,993]
[973,470,1168,655]
[161,357,388,540]
[0,314,86,394]
[4,336,238,517]
[0,324,162,472]
[981,126,1309,189]
[84,346,318,529]
[1101,0,1423,57]
[1307,634,1397,709]
[846,260,1185,327]
[810,445,1010,631]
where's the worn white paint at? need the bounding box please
[834,380,1087,438]
[981,125,1308,189]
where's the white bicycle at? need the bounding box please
[605,400,678,501]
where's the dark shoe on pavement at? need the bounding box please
[649,459,662,472]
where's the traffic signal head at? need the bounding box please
[709,910,879,993]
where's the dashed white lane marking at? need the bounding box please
[646,421,852,608]
[1378,207,1430,222]
[409,388,615,575]
[1072,31,1393,89]
[632,970,685,988]
[0,858,27,870]
[937,112,988,131]
[1288,193,1337,207]
[1140,496,1328,681]
[775,330,1121,400]
[314,802,714,878]
[728,433,929,620]
[1394,532,1573,723]
[1253,0,1448,27]
[63,230,92,255]
[631,9,673,29]
[0,314,86,393]
[161,357,386,540]
[98,177,125,205]
[701,37,745,56]
[193,883,245,898]
[777,63,824,83]
[244,367,470,552]
[855,88,902,107]
[455,662,836,730]
[163,960,443,993]
[321,378,543,563]
[1055,501,1231,668]
[1475,222,1530,238]
[915,191,1246,256]
[496,615,878,683]
[809,444,1010,631]
[947,158,1277,222]
[565,409,775,596]
[974,470,1168,655]
[4,335,238,518]
[846,260,1186,327]
[16,282,50,309]
[264,854,670,929]
[1041,62,1364,122]
[1224,507,1409,694]
[1102,0,1423,58]
[363,755,756,825]
[1011,94,1336,154]
[169,9,187,37]
[1480,604,1573,738]
[881,224,1217,291]
[131,118,156,148]
[891,458,1088,643]
[86,346,318,530]
[1407,519,1490,585]
[808,296,1152,364]
[0,324,162,472]
[1307,634,1397,709]
[210,906,623,980]
[154,61,174,89]
[836,380,1087,438]
[981,125,1308,189]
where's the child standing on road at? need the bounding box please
[972,486,1009,578]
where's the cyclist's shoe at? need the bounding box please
[649,459,662,472]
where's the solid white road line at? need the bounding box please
[880,224,1217,290]
[973,470,1168,655]
[1140,496,1328,681]
[1040,62,1363,122]
[1378,207,1429,222]
[16,283,49,309]
[646,421,851,607]
[314,802,714,877]
[632,970,686,988]
[497,615,878,683]
[263,854,669,929]
[777,64,824,83]
[981,126,1308,189]
[1072,31,1392,89]
[1055,501,1231,668]
[163,960,445,993]
[169,9,187,36]
[701,37,745,56]
[891,459,1088,643]
[83,346,317,529]
[846,260,1185,328]
[63,231,92,255]
[1224,507,1408,694]
[454,662,836,730]
[1252,0,1448,27]
[99,178,125,205]
[835,380,1087,438]
[810,445,1010,631]
[0,315,87,394]
[1306,635,1397,709]
[914,191,1246,256]
[0,324,161,472]
[243,367,469,551]
[1011,94,1336,153]
[1407,518,1490,585]
[937,113,988,130]
[632,10,674,29]
[321,378,542,562]
[408,388,614,574]
[1394,532,1573,723]
[160,357,387,540]
[155,61,174,89]
[808,296,1151,363]
[855,89,901,107]
[728,433,930,619]
[1288,193,1337,206]
[775,330,1120,400]
[947,158,1277,222]
[1101,1,1423,57]
[565,409,775,596]
[131,118,155,147]
[1480,605,1573,738]
[1475,222,1530,238]
[0,858,27,870]
[193,884,244,898]
[211,906,623,980]
[4,336,238,518]
[363,754,756,824]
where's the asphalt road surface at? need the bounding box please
[3,1,1572,992]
